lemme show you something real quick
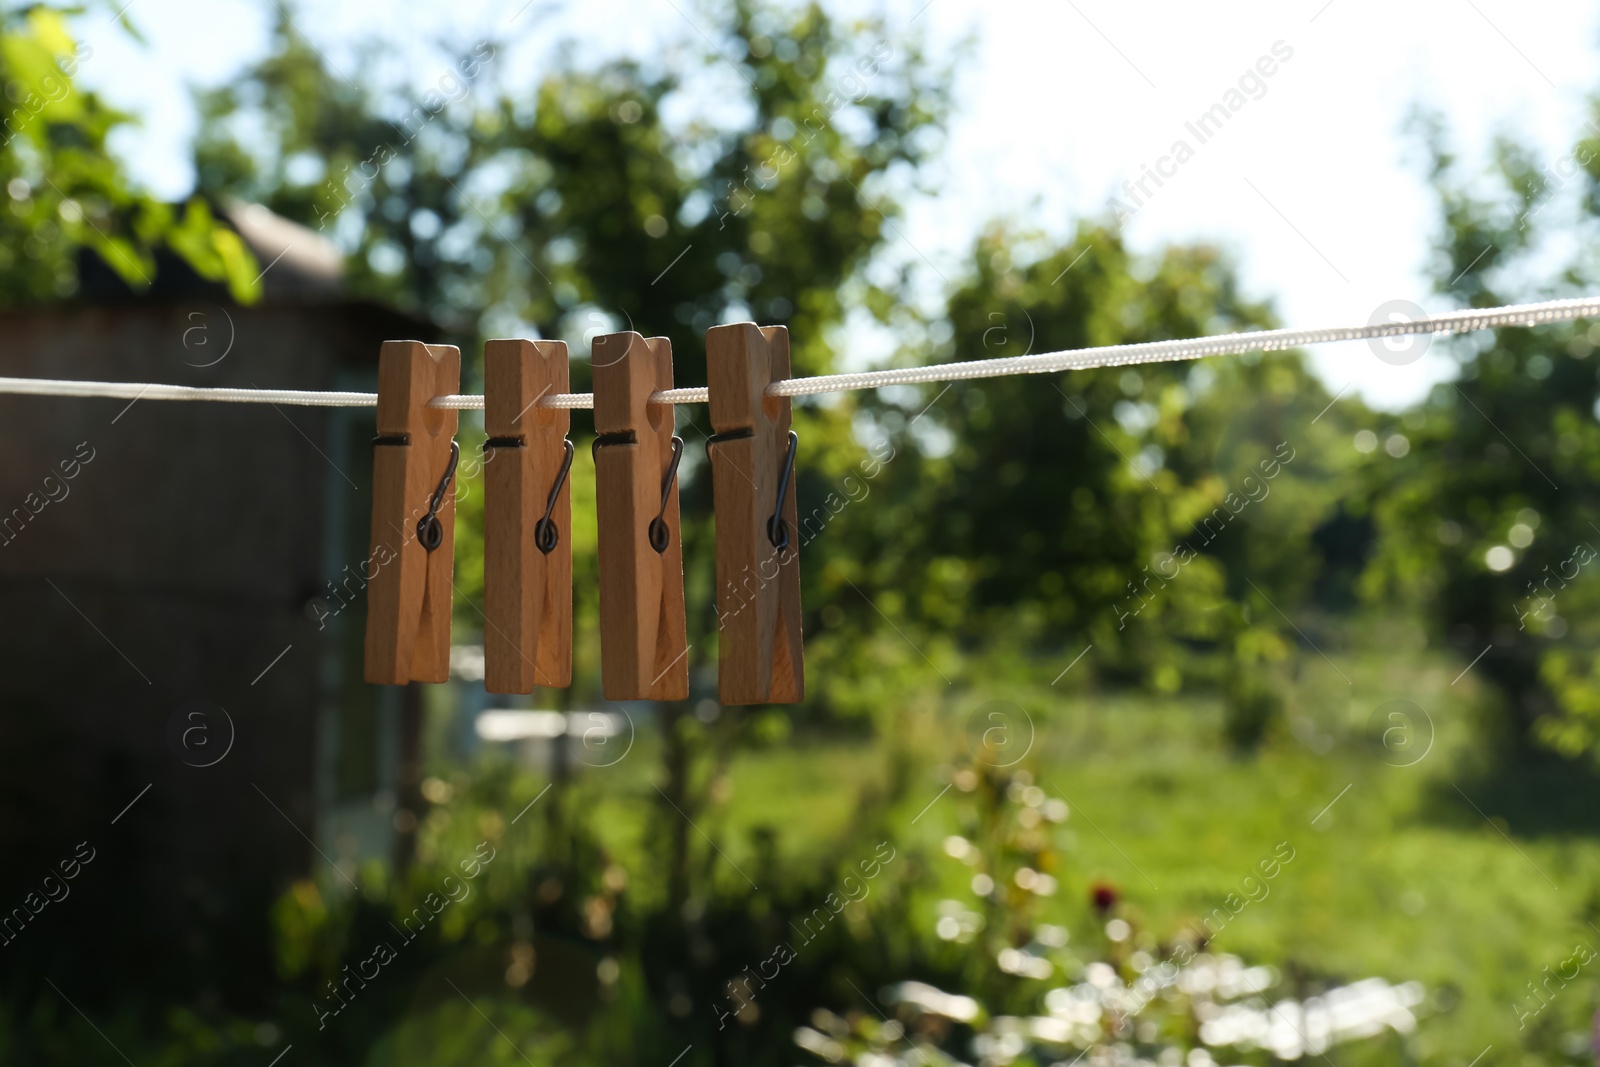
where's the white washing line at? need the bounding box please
[0,295,1593,411]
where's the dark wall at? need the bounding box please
[0,300,422,1008]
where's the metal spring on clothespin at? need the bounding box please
[533,439,575,554]
[766,430,798,555]
[416,441,460,552]
[647,436,685,554]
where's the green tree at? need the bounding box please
[0,4,257,306]
[192,1,949,385]
[1364,114,1600,758]
[811,221,1356,745]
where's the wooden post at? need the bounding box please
[706,323,803,704]
[483,338,573,692]
[592,332,689,701]
[364,341,460,685]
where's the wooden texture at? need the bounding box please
[706,323,804,704]
[364,340,460,685]
[483,338,572,692]
[592,332,689,701]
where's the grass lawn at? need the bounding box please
[683,631,1600,1064]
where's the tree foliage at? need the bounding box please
[192,0,950,387]
[0,4,257,306]
[809,222,1358,742]
[1363,113,1600,757]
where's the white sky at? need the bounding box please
[71,0,1600,410]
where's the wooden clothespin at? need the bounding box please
[483,338,573,692]
[364,341,461,685]
[706,323,804,705]
[591,332,689,701]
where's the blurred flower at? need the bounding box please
[1091,881,1119,914]
[998,946,1053,979]
[943,835,980,863]
[1197,978,1424,1057]
[794,1026,845,1062]
[936,899,984,942]
[887,981,981,1022]
[1036,924,1069,947]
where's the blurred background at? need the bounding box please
[2,0,1600,1063]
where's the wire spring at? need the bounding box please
[416,441,460,552]
[534,439,576,554]
[767,431,798,555]
[648,436,685,554]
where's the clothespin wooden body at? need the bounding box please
[483,338,573,692]
[706,323,804,704]
[364,341,461,685]
[591,332,689,701]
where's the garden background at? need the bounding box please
[5,0,1600,1063]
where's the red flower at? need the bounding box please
[1090,881,1119,914]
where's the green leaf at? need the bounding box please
[88,232,153,288]
[210,223,261,303]
[25,7,76,58]
[164,199,261,303]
